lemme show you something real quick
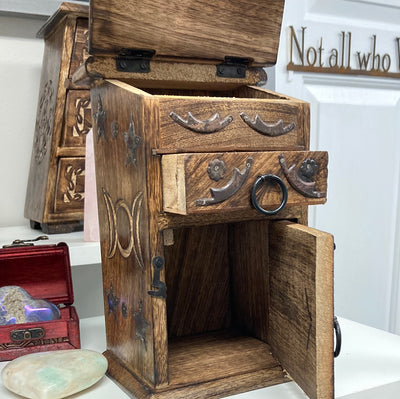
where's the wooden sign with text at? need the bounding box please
[287,26,400,79]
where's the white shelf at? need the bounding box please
[0,224,101,266]
[1,317,400,398]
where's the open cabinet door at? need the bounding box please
[269,221,334,399]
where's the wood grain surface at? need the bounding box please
[90,73,333,398]
[89,0,285,66]
[25,16,80,225]
[157,86,308,153]
[72,56,267,90]
[162,151,328,214]
[36,2,88,39]
[91,81,162,387]
[269,221,334,399]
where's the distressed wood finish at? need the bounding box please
[157,87,308,153]
[230,221,270,342]
[165,225,231,337]
[88,0,335,395]
[91,74,334,398]
[68,18,90,82]
[72,57,267,90]
[269,221,334,399]
[54,157,85,213]
[106,345,289,399]
[61,90,92,148]
[162,151,328,215]
[91,80,167,387]
[89,0,285,66]
[25,4,90,233]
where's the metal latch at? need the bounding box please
[116,49,156,73]
[2,235,48,248]
[10,327,45,341]
[216,56,253,79]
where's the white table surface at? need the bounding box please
[0,224,101,267]
[1,316,400,398]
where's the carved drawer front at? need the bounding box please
[162,151,327,215]
[61,90,91,147]
[54,157,85,214]
[157,87,308,153]
[69,18,89,80]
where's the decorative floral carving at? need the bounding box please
[299,158,318,182]
[207,159,226,181]
[34,80,55,163]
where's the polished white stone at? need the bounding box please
[1,349,107,399]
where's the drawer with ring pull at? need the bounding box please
[162,151,328,215]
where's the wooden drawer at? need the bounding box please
[69,18,89,80]
[61,90,92,147]
[162,151,327,215]
[54,157,85,214]
[155,86,309,153]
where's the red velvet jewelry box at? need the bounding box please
[0,242,80,361]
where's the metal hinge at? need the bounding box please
[116,49,156,73]
[216,56,253,79]
[2,235,48,248]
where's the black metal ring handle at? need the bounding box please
[334,316,342,357]
[251,174,288,216]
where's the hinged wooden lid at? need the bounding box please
[89,0,285,67]
[0,243,74,306]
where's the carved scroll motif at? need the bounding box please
[34,80,55,163]
[240,113,295,137]
[73,97,92,137]
[196,157,254,206]
[169,111,233,133]
[0,337,69,350]
[279,154,326,198]
[63,164,85,203]
[102,189,144,269]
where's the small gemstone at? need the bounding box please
[0,286,60,325]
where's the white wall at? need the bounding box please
[275,0,400,333]
[0,14,104,318]
[0,14,45,227]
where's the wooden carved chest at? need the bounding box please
[25,3,90,234]
[75,0,336,397]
